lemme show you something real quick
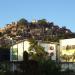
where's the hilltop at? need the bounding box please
[0,18,75,47]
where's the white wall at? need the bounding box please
[10,40,30,61]
[10,41,57,61]
[40,43,56,60]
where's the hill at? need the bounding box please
[0,18,75,47]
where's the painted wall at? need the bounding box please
[60,38,75,62]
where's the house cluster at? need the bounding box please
[0,21,44,47]
[0,22,17,35]
[0,19,72,47]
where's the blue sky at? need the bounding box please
[0,0,75,32]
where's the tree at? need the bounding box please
[17,18,28,30]
[38,19,48,26]
[28,38,48,61]
[17,18,28,26]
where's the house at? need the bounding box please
[10,40,30,61]
[10,40,58,71]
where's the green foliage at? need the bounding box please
[28,38,48,61]
[17,18,28,26]
[38,19,48,26]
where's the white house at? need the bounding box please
[10,40,30,61]
[10,40,58,61]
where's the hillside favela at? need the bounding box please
[0,18,75,75]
